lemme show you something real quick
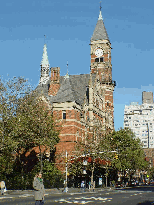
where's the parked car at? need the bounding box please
[115,181,122,188]
[150,180,154,185]
[130,180,139,186]
[115,181,126,188]
[139,182,144,186]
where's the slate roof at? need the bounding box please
[35,79,50,97]
[49,74,91,105]
[35,73,96,107]
[91,17,109,41]
[50,76,75,103]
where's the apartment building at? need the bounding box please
[124,92,154,148]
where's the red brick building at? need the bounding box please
[36,9,116,164]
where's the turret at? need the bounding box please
[39,44,50,85]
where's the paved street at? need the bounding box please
[0,186,154,204]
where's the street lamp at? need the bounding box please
[65,150,68,193]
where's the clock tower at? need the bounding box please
[90,8,112,82]
[90,7,116,132]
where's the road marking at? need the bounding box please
[19,194,33,197]
[55,196,113,204]
[0,196,14,199]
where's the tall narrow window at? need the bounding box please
[86,86,89,103]
[63,112,66,120]
[95,58,99,62]
[95,57,103,62]
[100,57,103,62]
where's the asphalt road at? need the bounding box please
[0,186,154,205]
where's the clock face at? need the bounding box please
[95,49,103,57]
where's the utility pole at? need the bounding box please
[91,161,94,192]
[65,151,68,193]
[105,162,108,187]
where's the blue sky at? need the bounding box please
[0,0,154,131]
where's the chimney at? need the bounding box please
[48,67,60,96]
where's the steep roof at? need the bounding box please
[35,79,50,97]
[35,72,96,107]
[91,11,109,41]
[49,74,92,106]
[49,76,75,103]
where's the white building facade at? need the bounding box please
[124,92,154,148]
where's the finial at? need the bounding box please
[67,61,68,73]
[44,35,46,44]
[98,1,103,20]
[100,1,102,11]
[65,61,69,79]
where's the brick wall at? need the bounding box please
[48,67,60,96]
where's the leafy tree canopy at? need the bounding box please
[0,76,60,177]
[109,128,148,172]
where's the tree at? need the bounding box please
[0,76,32,177]
[0,76,61,188]
[109,128,148,182]
[68,123,113,188]
[69,127,148,187]
[12,93,60,173]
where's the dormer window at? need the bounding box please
[95,57,104,62]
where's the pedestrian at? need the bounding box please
[81,181,85,192]
[33,173,45,205]
[89,181,91,190]
[0,181,6,195]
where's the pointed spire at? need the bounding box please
[41,43,49,67]
[91,3,109,41]
[39,42,50,85]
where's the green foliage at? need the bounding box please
[69,160,83,177]
[25,160,63,188]
[42,161,63,188]
[147,166,154,179]
[109,128,148,173]
[12,94,60,152]
[5,160,63,190]
[69,127,148,183]
[0,76,31,176]
[0,76,61,189]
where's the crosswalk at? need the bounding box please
[55,196,113,204]
[0,193,33,200]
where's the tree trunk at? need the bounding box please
[39,145,43,173]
